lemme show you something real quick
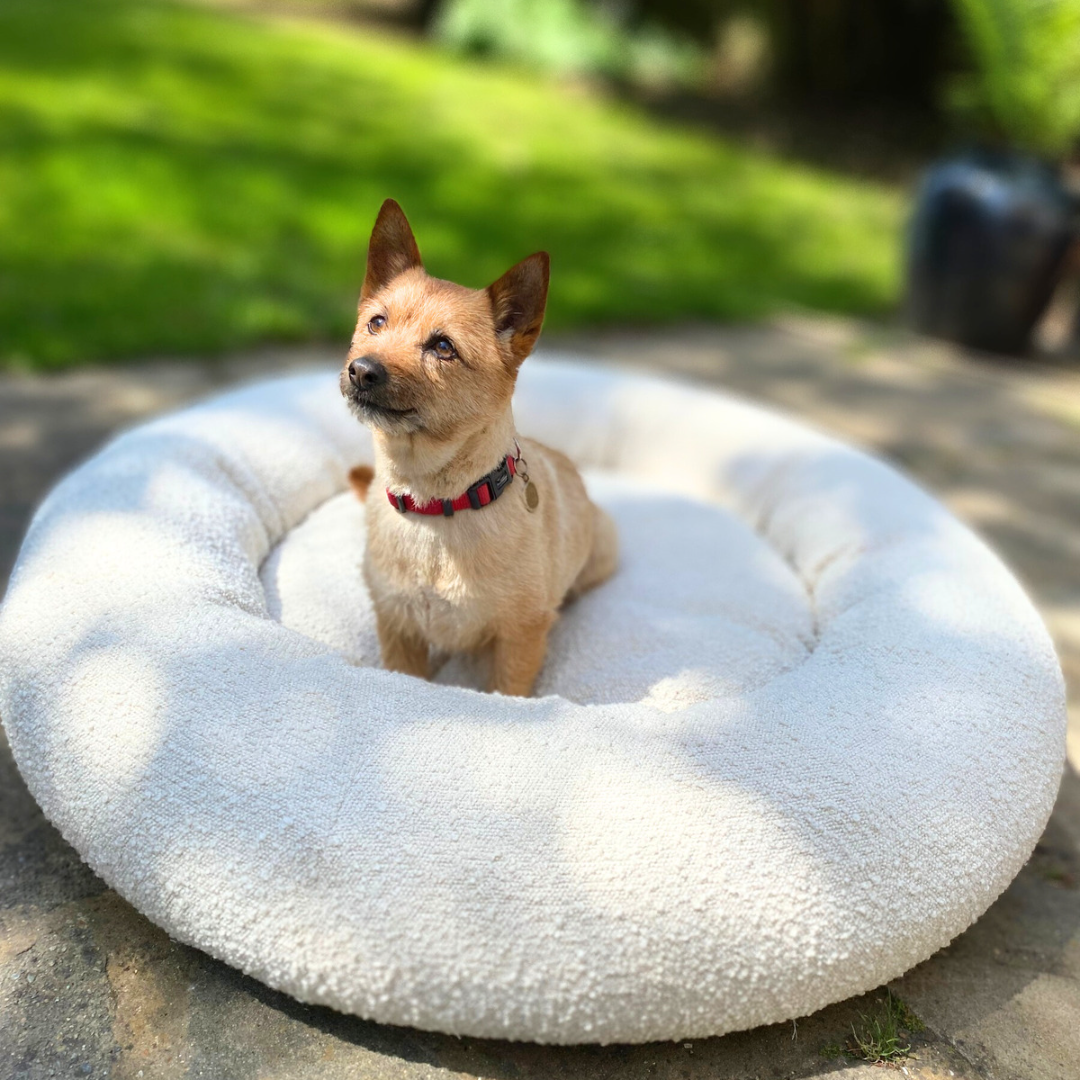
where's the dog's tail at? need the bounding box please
[348,464,375,502]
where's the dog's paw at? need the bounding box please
[348,464,375,501]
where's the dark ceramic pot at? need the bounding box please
[906,152,1078,354]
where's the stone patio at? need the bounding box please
[2,319,1078,1079]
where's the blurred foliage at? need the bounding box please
[433,0,706,88]
[947,0,1080,157]
[432,0,956,107]
[0,0,902,369]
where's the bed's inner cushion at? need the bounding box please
[260,474,815,708]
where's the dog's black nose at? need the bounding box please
[348,356,388,390]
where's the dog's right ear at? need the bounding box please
[487,251,550,368]
[361,199,423,301]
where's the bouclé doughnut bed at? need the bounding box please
[0,357,1065,1044]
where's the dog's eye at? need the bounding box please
[430,336,456,361]
[367,314,386,334]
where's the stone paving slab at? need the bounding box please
[1,321,1078,1079]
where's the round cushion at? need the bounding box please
[0,359,1065,1044]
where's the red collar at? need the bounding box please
[387,454,517,517]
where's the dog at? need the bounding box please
[340,199,617,697]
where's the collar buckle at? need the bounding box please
[487,457,513,500]
[465,456,512,509]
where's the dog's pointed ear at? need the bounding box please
[486,251,549,367]
[361,199,423,301]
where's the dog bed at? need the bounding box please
[0,358,1065,1045]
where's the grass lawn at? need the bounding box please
[0,0,905,369]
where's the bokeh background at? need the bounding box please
[5,0,1078,370]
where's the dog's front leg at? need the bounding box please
[375,609,430,680]
[490,613,555,697]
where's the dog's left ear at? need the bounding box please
[361,199,423,301]
[487,252,550,368]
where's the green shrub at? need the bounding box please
[949,0,1080,157]
[433,0,705,88]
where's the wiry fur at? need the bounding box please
[341,199,617,696]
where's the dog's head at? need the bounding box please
[340,199,549,439]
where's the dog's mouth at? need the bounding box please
[347,391,421,429]
[355,398,414,418]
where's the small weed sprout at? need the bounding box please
[820,989,924,1062]
[843,989,921,1064]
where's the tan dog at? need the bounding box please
[340,199,617,696]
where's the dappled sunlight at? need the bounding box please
[57,642,168,806]
[559,745,845,946]
[0,363,1065,1045]
[3,508,209,617]
[639,670,723,712]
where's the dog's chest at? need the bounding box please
[368,520,496,648]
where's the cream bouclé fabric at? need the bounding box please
[0,358,1066,1044]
